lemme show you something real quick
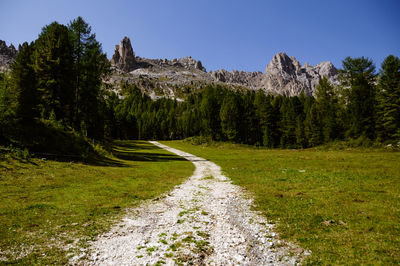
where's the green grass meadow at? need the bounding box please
[0,140,194,264]
[162,140,400,265]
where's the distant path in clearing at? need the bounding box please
[83,141,300,265]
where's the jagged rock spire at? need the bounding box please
[110,37,136,72]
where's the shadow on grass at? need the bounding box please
[112,141,159,151]
[87,140,186,166]
[1,140,186,167]
[112,150,186,162]
[86,154,127,167]
[112,141,187,163]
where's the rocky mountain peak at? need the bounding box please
[110,37,136,72]
[261,52,338,96]
[177,56,206,72]
[313,61,338,78]
[0,40,18,72]
[266,52,301,75]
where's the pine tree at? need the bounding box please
[68,17,110,138]
[200,86,223,140]
[240,92,258,145]
[279,97,301,147]
[305,103,323,147]
[11,42,38,124]
[254,91,277,147]
[220,92,240,141]
[295,116,307,148]
[315,77,338,142]
[339,56,376,139]
[376,55,400,141]
[33,22,75,124]
[0,72,17,142]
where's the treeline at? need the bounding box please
[110,55,400,148]
[0,17,399,151]
[0,17,110,153]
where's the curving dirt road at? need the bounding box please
[82,141,301,265]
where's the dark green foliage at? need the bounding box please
[376,55,400,141]
[315,77,339,142]
[200,85,223,140]
[240,92,258,145]
[339,56,377,139]
[295,116,307,148]
[69,17,110,138]
[11,42,38,124]
[33,22,75,123]
[254,91,278,147]
[279,97,302,148]
[1,18,109,154]
[305,103,323,147]
[0,72,17,144]
[220,92,240,141]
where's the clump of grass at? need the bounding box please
[169,241,182,251]
[146,246,157,254]
[154,260,166,266]
[165,252,173,258]
[159,239,168,245]
[196,231,210,238]
[201,210,209,216]
[178,210,189,217]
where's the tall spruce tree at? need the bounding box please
[33,22,75,124]
[339,56,376,139]
[305,103,323,146]
[220,92,240,141]
[254,91,277,147]
[240,92,258,144]
[376,55,400,141]
[11,42,38,124]
[0,72,17,142]
[200,86,222,140]
[315,77,338,142]
[68,17,110,138]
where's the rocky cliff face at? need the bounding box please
[110,37,136,72]
[260,52,338,96]
[0,40,18,72]
[108,37,211,100]
[210,69,263,89]
[110,37,207,74]
[209,52,338,96]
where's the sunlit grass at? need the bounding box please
[162,140,400,265]
[0,140,194,264]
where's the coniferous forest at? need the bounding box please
[1,18,400,156]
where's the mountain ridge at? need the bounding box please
[108,37,338,98]
[0,37,338,98]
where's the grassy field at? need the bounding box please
[162,140,400,265]
[0,140,194,264]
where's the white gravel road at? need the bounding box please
[80,141,303,265]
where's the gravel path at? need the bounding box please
[82,141,302,265]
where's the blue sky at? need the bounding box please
[0,0,399,72]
